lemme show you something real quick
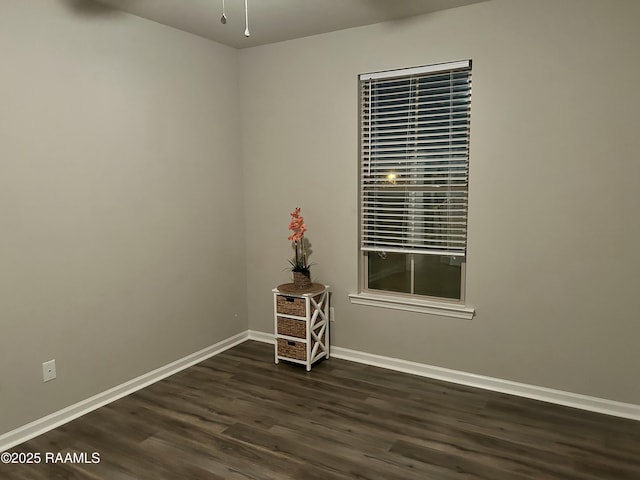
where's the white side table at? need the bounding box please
[273,283,330,371]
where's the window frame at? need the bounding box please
[352,60,475,319]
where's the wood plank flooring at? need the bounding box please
[2,340,639,479]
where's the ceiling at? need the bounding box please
[86,0,487,49]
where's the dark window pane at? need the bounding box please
[368,252,411,294]
[367,252,462,300]
[414,254,461,300]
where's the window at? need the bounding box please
[357,60,472,307]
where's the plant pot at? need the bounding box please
[292,271,312,289]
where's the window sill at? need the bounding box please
[348,292,475,320]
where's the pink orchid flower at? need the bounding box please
[287,207,310,272]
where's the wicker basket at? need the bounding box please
[276,295,307,316]
[277,317,306,338]
[277,338,306,360]
[276,294,323,317]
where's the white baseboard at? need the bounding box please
[249,331,640,422]
[248,330,276,344]
[0,331,249,453]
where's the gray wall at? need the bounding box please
[0,0,246,434]
[240,0,640,404]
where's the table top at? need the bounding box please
[275,283,327,295]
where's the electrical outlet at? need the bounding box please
[42,360,56,382]
[330,306,335,322]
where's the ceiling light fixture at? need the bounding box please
[244,0,250,37]
[220,0,227,24]
[220,0,250,37]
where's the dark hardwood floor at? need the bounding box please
[2,340,639,479]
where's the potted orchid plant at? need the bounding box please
[288,207,312,289]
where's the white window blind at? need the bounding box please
[359,60,471,257]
